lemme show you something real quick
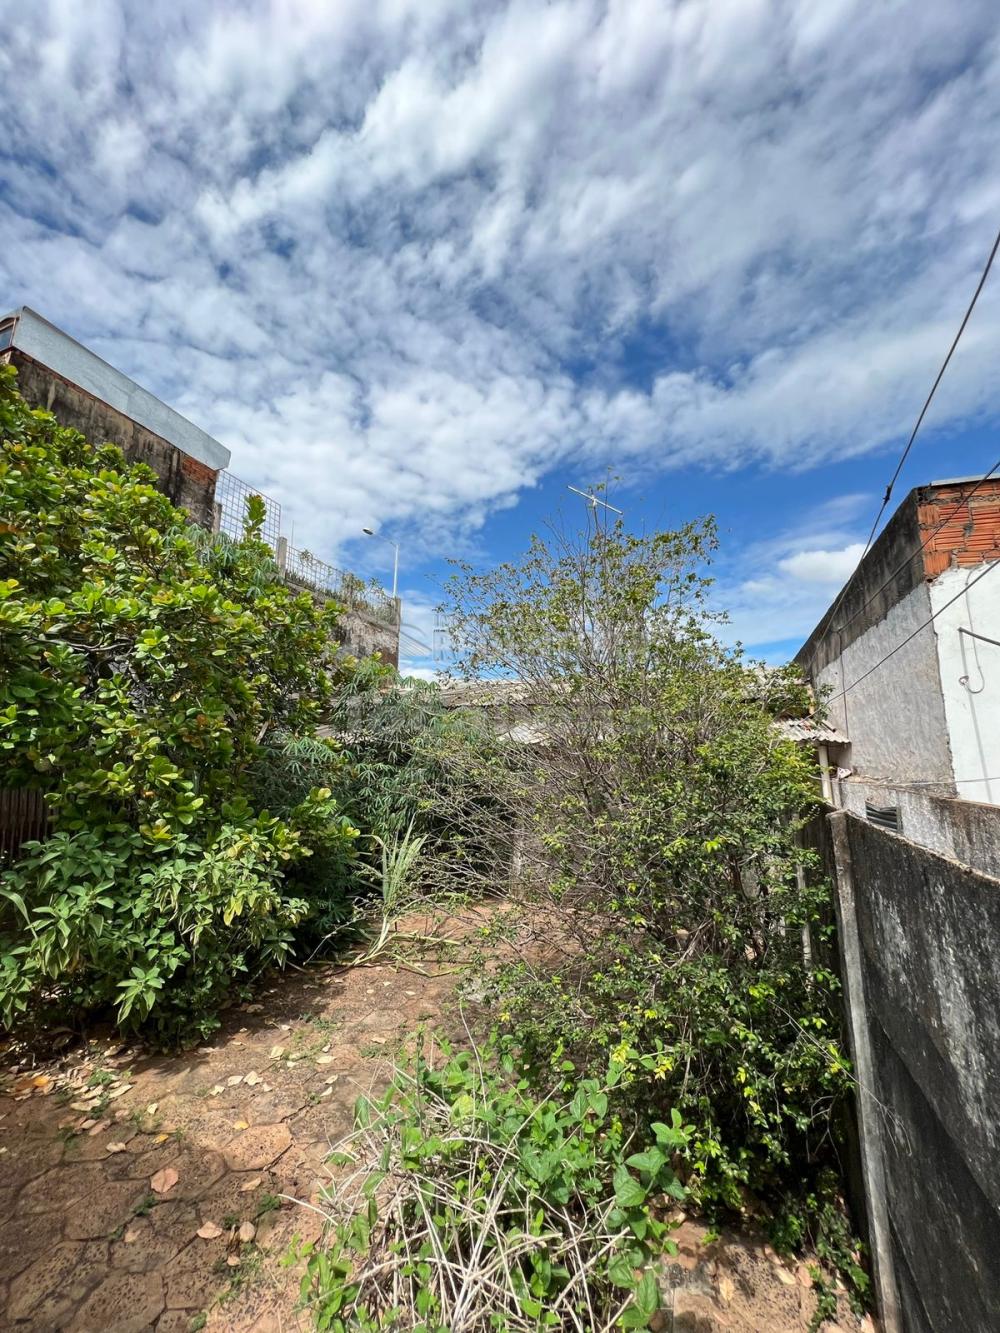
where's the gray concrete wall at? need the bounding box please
[814,581,953,786]
[5,349,222,528]
[830,811,1000,1333]
[837,778,1000,878]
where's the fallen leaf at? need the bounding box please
[775,1267,796,1287]
[245,1003,264,1013]
[151,1167,179,1194]
[209,1085,225,1097]
[154,1133,169,1144]
[315,1055,334,1066]
[239,1176,263,1192]
[87,1119,111,1136]
[268,1046,284,1060]
[107,1084,132,1100]
[244,1071,262,1086]
[233,1120,250,1131]
[123,1226,142,1244]
[226,1254,241,1267]
[324,1075,339,1085]
[227,1074,244,1087]
[197,1222,224,1240]
[78,1117,97,1129]
[145,1103,158,1115]
[238,1221,256,1244]
[718,1276,735,1304]
[106,1142,128,1154]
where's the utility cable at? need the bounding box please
[834,456,1000,636]
[860,225,1000,556]
[822,225,1000,641]
[827,554,1000,703]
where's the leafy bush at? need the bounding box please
[444,511,866,1306]
[322,659,509,900]
[298,1036,691,1331]
[0,366,358,1041]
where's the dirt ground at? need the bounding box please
[0,908,873,1333]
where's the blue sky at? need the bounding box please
[3,1,1000,677]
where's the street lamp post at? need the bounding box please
[362,527,399,600]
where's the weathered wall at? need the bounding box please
[929,562,1000,803]
[832,812,1000,1333]
[836,778,1000,876]
[337,605,400,668]
[813,581,953,786]
[6,350,222,528]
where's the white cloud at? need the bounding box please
[717,498,872,651]
[778,543,867,585]
[3,0,1000,570]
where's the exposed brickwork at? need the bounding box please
[3,349,221,528]
[919,479,1000,577]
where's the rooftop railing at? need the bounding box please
[213,472,398,626]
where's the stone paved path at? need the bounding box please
[0,905,875,1333]
[0,911,476,1331]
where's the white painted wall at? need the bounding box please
[930,562,1000,804]
[816,580,953,786]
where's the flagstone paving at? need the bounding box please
[0,906,873,1332]
[0,911,476,1332]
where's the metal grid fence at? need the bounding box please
[214,471,282,550]
[283,545,397,625]
[214,473,396,625]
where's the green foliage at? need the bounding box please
[299,1036,692,1330]
[322,657,507,903]
[445,509,866,1309]
[0,366,357,1041]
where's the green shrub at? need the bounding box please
[298,1036,691,1331]
[0,366,358,1041]
[444,511,867,1309]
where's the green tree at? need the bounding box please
[0,366,357,1041]
[444,507,862,1300]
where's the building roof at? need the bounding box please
[1,306,230,472]
[776,716,849,745]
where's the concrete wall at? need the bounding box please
[836,778,1000,878]
[337,605,400,669]
[830,811,1000,1333]
[814,581,953,786]
[930,562,1000,803]
[3,308,229,472]
[5,349,223,529]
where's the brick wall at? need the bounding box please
[918,478,1000,577]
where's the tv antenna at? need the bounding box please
[567,485,623,515]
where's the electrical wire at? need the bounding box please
[827,554,1000,703]
[860,226,1000,555]
[832,457,1000,637]
[822,225,1000,639]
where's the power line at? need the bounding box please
[828,554,1000,703]
[823,225,1000,638]
[860,225,1000,554]
[835,458,1000,636]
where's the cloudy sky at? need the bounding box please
[4,0,1000,671]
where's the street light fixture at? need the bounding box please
[362,527,399,600]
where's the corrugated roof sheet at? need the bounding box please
[776,716,849,745]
